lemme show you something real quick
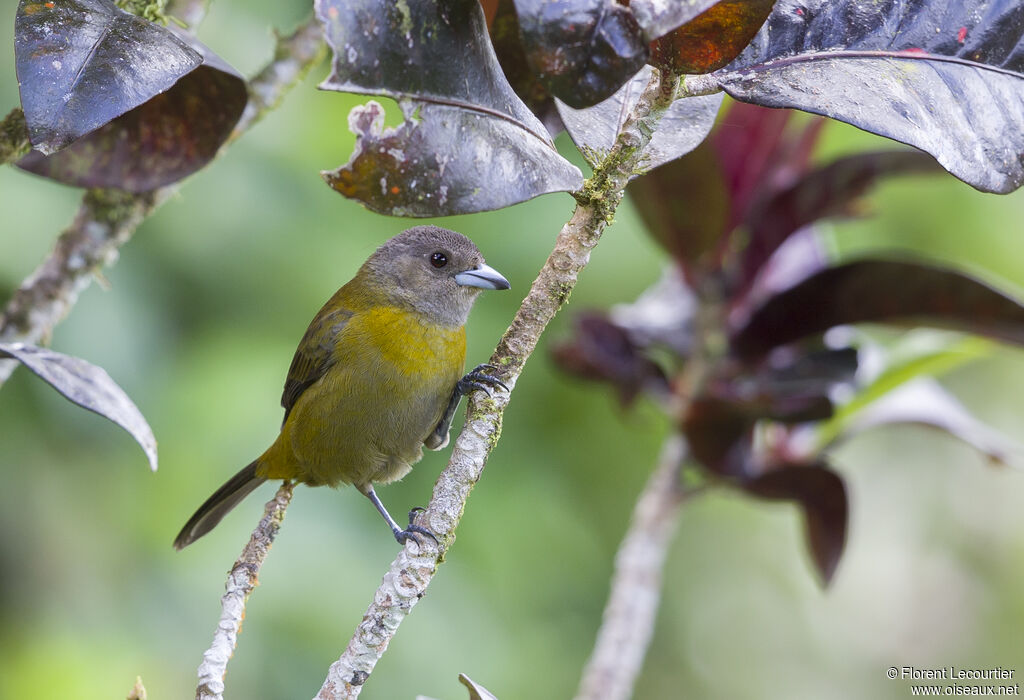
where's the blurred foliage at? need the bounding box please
[1,1,1024,699]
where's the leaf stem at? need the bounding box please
[0,108,31,166]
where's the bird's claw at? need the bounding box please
[458,363,509,396]
[394,507,438,545]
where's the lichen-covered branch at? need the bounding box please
[195,482,294,700]
[313,67,682,700]
[0,108,31,166]
[573,434,688,700]
[0,15,325,388]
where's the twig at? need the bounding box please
[0,15,325,387]
[573,434,688,700]
[313,67,682,700]
[195,482,294,700]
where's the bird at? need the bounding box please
[173,226,510,550]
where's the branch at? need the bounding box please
[0,15,325,387]
[313,67,683,700]
[0,108,31,166]
[195,482,294,700]
[573,434,688,700]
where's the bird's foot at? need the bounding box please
[393,507,438,546]
[458,363,509,397]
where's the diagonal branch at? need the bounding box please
[313,66,683,700]
[196,482,295,700]
[0,15,326,387]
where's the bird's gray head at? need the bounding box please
[363,226,509,327]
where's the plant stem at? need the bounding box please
[572,434,688,700]
[195,483,294,700]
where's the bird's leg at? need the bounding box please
[425,364,509,450]
[357,484,437,545]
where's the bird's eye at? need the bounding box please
[430,251,448,268]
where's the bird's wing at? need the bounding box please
[281,305,354,423]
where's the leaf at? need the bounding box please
[0,343,157,472]
[651,0,776,74]
[627,139,727,273]
[488,0,562,135]
[744,462,848,585]
[839,376,1024,468]
[715,0,1024,193]
[512,0,649,108]
[557,65,723,171]
[14,0,246,191]
[315,0,581,215]
[737,150,943,290]
[322,100,579,217]
[551,312,669,405]
[630,0,720,41]
[683,396,754,477]
[459,674,500,700]
[731,259,1024,361]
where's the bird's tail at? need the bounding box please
[173,461,267,550]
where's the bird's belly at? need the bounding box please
[268,312,464,488]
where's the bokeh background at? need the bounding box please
[3,2,1024,699]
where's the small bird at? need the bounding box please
[174,226,509,550]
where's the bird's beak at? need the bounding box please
[455,263,510,290]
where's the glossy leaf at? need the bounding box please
[0,343,157,472]
[731,260,1024,360]
[551,312,669,405]
[513,0,648,108]
[651,0,775,74]
[715,0,1024,193]
[321,100,579,217]
[488,0,562,135]
[630,0,719,41]
[14,0,245,191]
[557,65,723,171]
[15,0,200,154]
[738,150,943,290]
[316,0,581,215]
[744,463,848,584]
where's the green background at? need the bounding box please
[2,2,1024,699]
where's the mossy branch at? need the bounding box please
[313,66,681,700]
[0,108,31,166]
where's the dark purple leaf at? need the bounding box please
[651,0,775,74]
[744,462,848,584]
[14,0,245,191]
[512,0,649,108]
[682,395,754,477]
[627,137,727,274]
[737,150,943,290]
[488,0,563,136]
[0,343,157,472]
[630,0,719,41]
[316,0,581,215]
[551,312,669,405]
[715,0,1024,193]
[732,260,1024,360]
[557,65,723,172]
